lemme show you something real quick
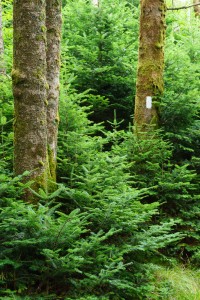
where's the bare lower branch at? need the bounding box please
[167,2,200,11]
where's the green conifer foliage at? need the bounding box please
[62,0,139,127]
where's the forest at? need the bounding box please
[0,0,200,299]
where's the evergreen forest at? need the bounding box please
[0,0,200,299]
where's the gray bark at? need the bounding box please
[46,0,62,182]
[13,0,48,198]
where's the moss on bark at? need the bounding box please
[46,0,62,182]
[134,0,166,132]
[13,0,48,199]
[193,0,200,17]
[13,0,62,200]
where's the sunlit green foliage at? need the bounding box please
[0,118,181,300]
[62,0,139,126]
[0,0,200,299]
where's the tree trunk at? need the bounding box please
[0,0,5,74]
[46,0,62,182]
[134,0,166,132]
[193,0,200,17]
[12,0,48,197]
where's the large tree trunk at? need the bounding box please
[12,0,48,197]
[193,0,200,17]
[0,0,5,74]
[134,0,166,132]
[46,0,62,182]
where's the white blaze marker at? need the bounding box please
[146,96,152,109]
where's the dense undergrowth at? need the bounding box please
[0,0,200,299]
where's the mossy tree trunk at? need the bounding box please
[0,0,5,74]
[13,0,62,200]
[46,0,62,182]
[13,0,48,198]
[193,0,200,17]
[134,0,166,132]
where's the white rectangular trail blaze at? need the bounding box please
[146,96,152,109]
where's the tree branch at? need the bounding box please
[167,2,200,11]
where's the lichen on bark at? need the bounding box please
[13,0,48,198]
[134,0,166,132]
[46,0,62,182]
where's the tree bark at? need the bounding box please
[134,0,166,132]
[193,0,200,17]
[0,0,5,74]
[12,0,48,197]
[46,0,62,183]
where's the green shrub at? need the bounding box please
[62,0,139,126]
[0,183,180,299]
[0,91,181,299]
